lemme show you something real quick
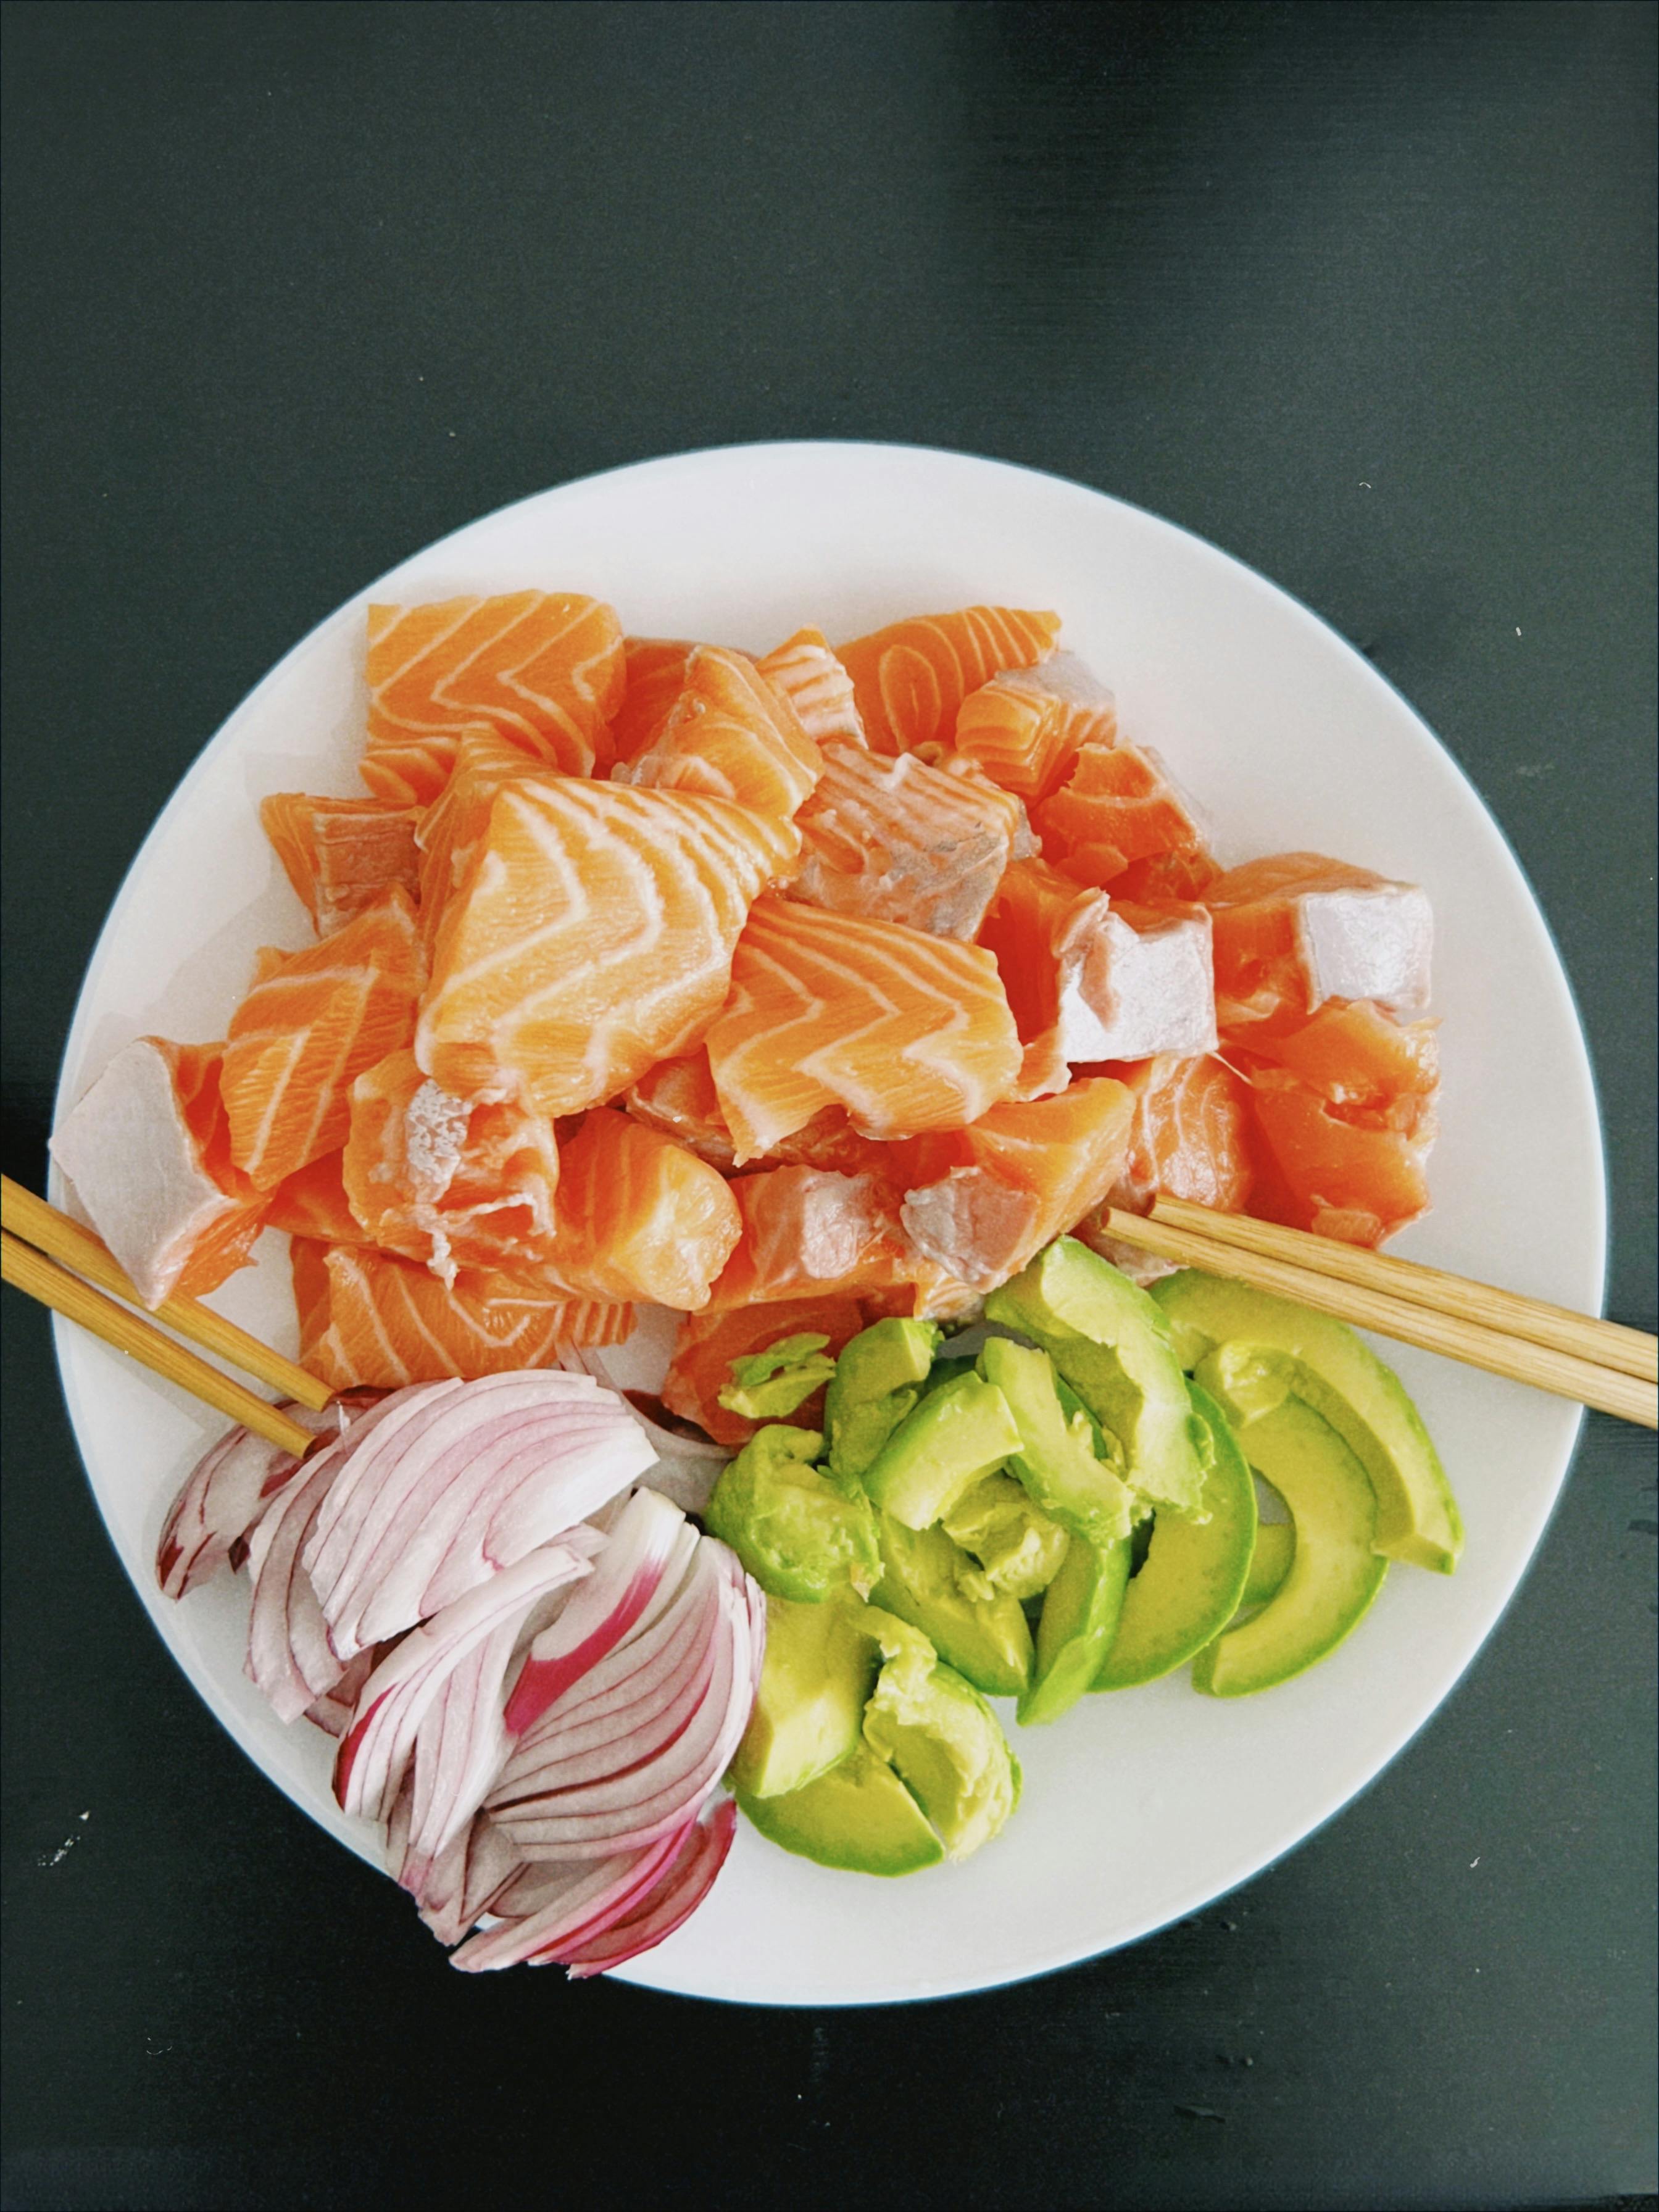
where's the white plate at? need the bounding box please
[50,441,1605,2007]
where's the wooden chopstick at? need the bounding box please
[2,1229,317,1455]
[1153,1194,1658,1383]
[1100,1207,1658,1429]
[1,1176,331,1411]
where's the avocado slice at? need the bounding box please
[860,1371,1023,1531]
[978,1336,1137,1550]
[1192,1395,1389,1697]
[873,1514,1034,1697]
[1152,1270,1463,1573]
[1020,1529,1130,1727]
[939,1472,1070,1600]
[862,1655,1021,1861]
[728,1592,881,1798]
[717,1332,838,1421]
[1239,1518,1295,1610]
[1092,1382,1258,1690]
[735,1744,946,1876]
[823,1317,942,1481]
[704,1423,881,1603]
[984,1239,1207,1515]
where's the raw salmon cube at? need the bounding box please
[837,605,1062,755]
[260,793,422,937]
[1207,852,1432,1026]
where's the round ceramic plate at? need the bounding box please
[50,441,1603,2007]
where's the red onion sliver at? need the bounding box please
[563,1797,738,1978]
[157,1400,341,1599]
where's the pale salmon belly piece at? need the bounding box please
[49,1037,268,1308]
[617,647,823,818]
[362,593,626,803]
[953,652,1117,804]
[704,895,1023,1161]
[342,1047,561,1281]
[704,1165,920,1310]
[836,606,1062,755]
[789,740,1021,940]
[220,889,424,1189]
[623,1049,738,1168]
[662,1294,870,1447]
[608,638,699,766]
[412,725,564,959]
[1206,852,1433,1030]
[263,1150,373,1245]
[1033,741,1210,889]
[416,779,800,1116]
[897,1077,1135,1292]
[755,626,867,747]
[293,1237,631,1391]
[260,793,422,937]
[1084,1054,1256,1214]
[543,1106,741,1310]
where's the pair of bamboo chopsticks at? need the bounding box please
[3,1171,1655,1435]
[1100,1195,1657,1428]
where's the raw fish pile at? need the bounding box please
[52,593,1439,1407]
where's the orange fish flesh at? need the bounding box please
[293,1237,630,1392]
[542,1106,741,1310]
[704,894,1023,1160]
[1206,852,1433,1031]
[220,889,424,1191]
[415,778,799,1116]
[260,793,422,938]
[623,1049,738,1168]
[952,652,1117,804]
[1242,1073,1433,1246]
[1033,741,1210,890]
[1085,1054,1256,1213]
[263,1149,373,1245]
[616,646,823,818]
[755,627,867,747]
[362,593,625,803]
[660,1294,870,1447]
[607,638,699,767]
[837,606,1062,755]
[790,741,1025,940]
[411,725,563,960]
[704,1165,923,1310]
[341,1048,561,1280]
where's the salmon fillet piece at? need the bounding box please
[293,1237,630,1391]
[1033,741,1210,889]
[953,652,1117,804]
[617,647,823,818]
[415,779,800,1115]
[607,638,699,767]
[263,1150,372,1245]
[220,889,424,1189]
[624,1049,738,1168]
[542,1106,742,1310]
[661,1294,870,1447]
[705,894,1023,1160]
[755,626,867,747]
[1206,852,1433,1029]
[49,1037,268,1308]
[260,793,422,938]
[837,605,1062,755]
[362,592,625,802]
[412,725,564,958]
[704,1165,923,1310]
[1084,1054,1256,1214]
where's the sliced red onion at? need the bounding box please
[304,1373,654,1661]
[385,1787,525,1947]
[563,1797,738,1978]
[157,1401,341,1599]
[502,1487,694,1735]
[244,1455,352,1723]
[562,1347,731,1516]
[448,1823,692,1974]
[335,1536,599,1827]
[303,1643,381,1739]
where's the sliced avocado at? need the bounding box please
[823,1317,941,1481]
[984,1239,1207,1515]
[1239,1519,1295,1610]
[735,1743,945,1875]
[940,1472,1070,1600]
[1020,1529,1130,1727]
[704,1424,879,1603]
[978,1336,1137,1550]
[873,1514,1034,1696]
[1093,1382,1258,1690]
[863,1655,1021,1861]
[860,1371,1022,1531]
[1192,1395,1388,1697]
[717,1332,838,1421]
[728,1592,880,1798]
[1152,1270,1463,1573]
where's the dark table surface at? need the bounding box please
[3,6,1654,2208]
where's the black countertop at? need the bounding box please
[3,6,1654,2208]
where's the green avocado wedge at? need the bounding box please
[728,1592,881,1799]
[704,1424,880,1603]
[978,1336,1136,1550]
[734,1744,946,1876]
[940,1473,1070,1600]
[1092,1382,1258,1690]
[872,1515,1034,1697]
[1020,1529,1131,1726]
[1151,1270,1463,1573]
[863,1656,1021,1861]
[1239,1518,1295,1610]
[823,1318,941,1481]
[1192,1395,1389,1697]
[984,1239,1207,1514]
[860,1370,1023,1531]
